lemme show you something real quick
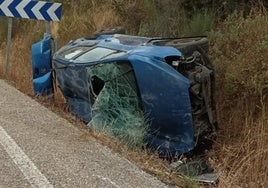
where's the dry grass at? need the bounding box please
[207,101,268,187]
[1,38,32,94]
[56,1,121,46]
[0,1,267,187]
[207,9,268,187]
[91,5,120,31]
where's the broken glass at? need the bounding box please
[86,61,148,148]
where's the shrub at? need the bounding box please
[208,10,268,187]
[210,11,268,106]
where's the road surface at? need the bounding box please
[0,79,170,188]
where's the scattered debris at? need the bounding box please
[170,160,219,184]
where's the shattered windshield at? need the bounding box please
[86,61,146,147]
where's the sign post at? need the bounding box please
[5,17,12,73]
[45,21,50,34]
[0,0,62,73]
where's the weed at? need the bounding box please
[183,9,216,36]
[0,18,8,41]
[208,10,268,187]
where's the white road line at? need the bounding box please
[93,174,120,188]
[0,125,53,188]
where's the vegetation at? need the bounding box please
[0,0,267,187]
[208,9,268,187]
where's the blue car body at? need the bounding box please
[50,34,216,156]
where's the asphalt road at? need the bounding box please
[0,79,170,188]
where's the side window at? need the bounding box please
[58,46,126,62]
[59,46,89,59]
[76,47,126,62]
[76,48,115,62]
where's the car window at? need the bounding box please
[75,47,125,62]
[59,46,89,59]
[103,51,126,59]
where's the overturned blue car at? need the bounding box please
[49,33,217,156]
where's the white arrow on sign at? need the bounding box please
[0,0,13,17]
[15,0,31,19]
[31,1,46,21]
[47,3,61,21]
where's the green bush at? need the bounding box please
[210,11,268,105]
[183,9,216,36]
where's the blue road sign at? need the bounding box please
[0,0,62,21]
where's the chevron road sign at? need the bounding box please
[0,0,62,21]
[1,0,62,74]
